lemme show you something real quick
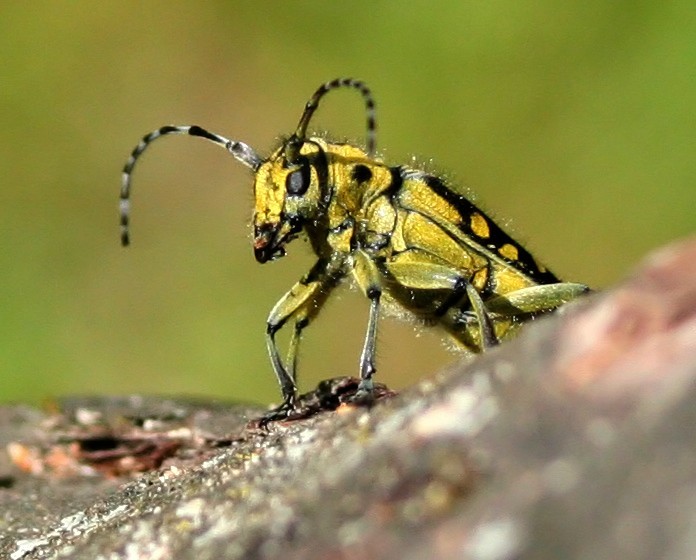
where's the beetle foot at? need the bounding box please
[348,379,375,406]
[258,397,296,428]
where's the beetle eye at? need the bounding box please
[285,164,310,195]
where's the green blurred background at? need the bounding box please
[1,2,693,406]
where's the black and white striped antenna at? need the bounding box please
[119,125,261,246]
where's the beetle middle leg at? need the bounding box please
[351,250,384,402]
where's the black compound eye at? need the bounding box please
[285,163,311,196]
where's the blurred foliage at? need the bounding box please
[0,1,693,405]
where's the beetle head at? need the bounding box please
[252,139,326,263]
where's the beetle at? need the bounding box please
[120,78,589,421]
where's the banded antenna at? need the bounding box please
[119,125,261,246]
[291,78,377,159]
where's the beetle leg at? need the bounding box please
[284,318,304,384]
[351,251,385,402]
[385,251,498,350]
[263,257,344,420]
[464,281,498,349]
[433,278,468,317]
[429,276,498,348]
[353,294,380,401]
[486,282,590,316]
[444,283,590,353]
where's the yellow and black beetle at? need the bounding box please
[120,78,588,420]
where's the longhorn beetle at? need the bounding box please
[120,78,589,421]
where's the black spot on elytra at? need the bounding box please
[352,164,372,184]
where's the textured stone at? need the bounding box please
[1,237,695,560]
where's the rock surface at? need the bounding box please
[1,237,695,560]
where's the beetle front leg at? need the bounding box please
[284,318,305,385]
[265,321,298,419]
[262,258,343,421]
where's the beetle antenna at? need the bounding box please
[120,125,262,246]
[292,78,376,157]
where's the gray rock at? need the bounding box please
[1,237,695,560]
